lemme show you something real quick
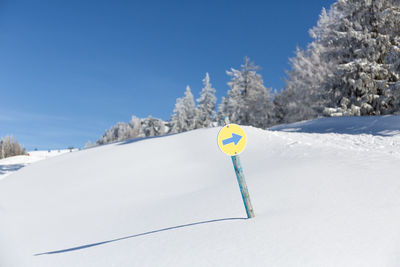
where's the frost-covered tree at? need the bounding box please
[96,122,135,145]
[0,136,26,159]
[96,115,144,145]
[275,45,334,123]
[313,0,400,116]
[218,57,275,128]
[141,116,167,137]
[170,85,196,133]
[96,115,169,145]
[195,73,217,128]
[128,115,144,138]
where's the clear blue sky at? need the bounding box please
[0,0,335,150]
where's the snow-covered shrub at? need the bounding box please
[0,136,26,159]
[95,115,168,145]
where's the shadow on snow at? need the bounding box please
[84,133,181,150]
[0,164,25,175]
[34,217,247,256]
[116,133,179,146]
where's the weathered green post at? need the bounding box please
[217,122,255,219]
[231,155,255,218]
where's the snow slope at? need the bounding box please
[0,150,72,181]
[2,116,400,266]
[269,114,400,136]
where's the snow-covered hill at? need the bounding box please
[269,115,400,136]
[2,116,400,266]
[0,150,73,181]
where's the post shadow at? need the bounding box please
[34,217,247,256]
[0,164,25,175]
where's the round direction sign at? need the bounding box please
[217,124,247,156]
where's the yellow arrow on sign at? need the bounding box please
[217,124,247,156]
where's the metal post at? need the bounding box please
[231,155,255,218]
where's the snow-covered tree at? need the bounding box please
[218,57,275,128]
[96,122,134,145]
[128,115,144,138]
[306,0,400,116]
[170,85,196,133]
[141,116,167,137]
[276,45,334,123]
[0,136,26,159]
[96,116,142,145]
[95,114,169,146]
[195,73,217,128]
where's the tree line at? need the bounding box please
[0,136,26,159]
[92,57,275,147]
[93,0,400,146]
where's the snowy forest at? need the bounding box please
[94,0,400,146]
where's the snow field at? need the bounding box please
[1,117,400,266]
[0,150,73,180]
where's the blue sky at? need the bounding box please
[0,0,335,150]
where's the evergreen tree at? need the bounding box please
[218,57,275,128]
[96,115,147,145]
[276,46,334,123]
[96,122,132,145]
[195,73,217,128]
[129,115,145,138]
[141,116,167,137]
[289,0,400,117]
[170,85,196,133]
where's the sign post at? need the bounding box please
[217,124,255,219]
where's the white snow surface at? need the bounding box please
[269,114,400,136]
[2,116,400,266]
[0,150,72,181]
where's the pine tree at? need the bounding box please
[309,0,400,116]
[170,85,196,133]
[96,122,131,145]
[95,114,170,145]
[96,115,146,145]
[276,45,334,123]
[141,116,167,137]
[218,57,275,128]
[129,115,145,138]
[195,73,217,128]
